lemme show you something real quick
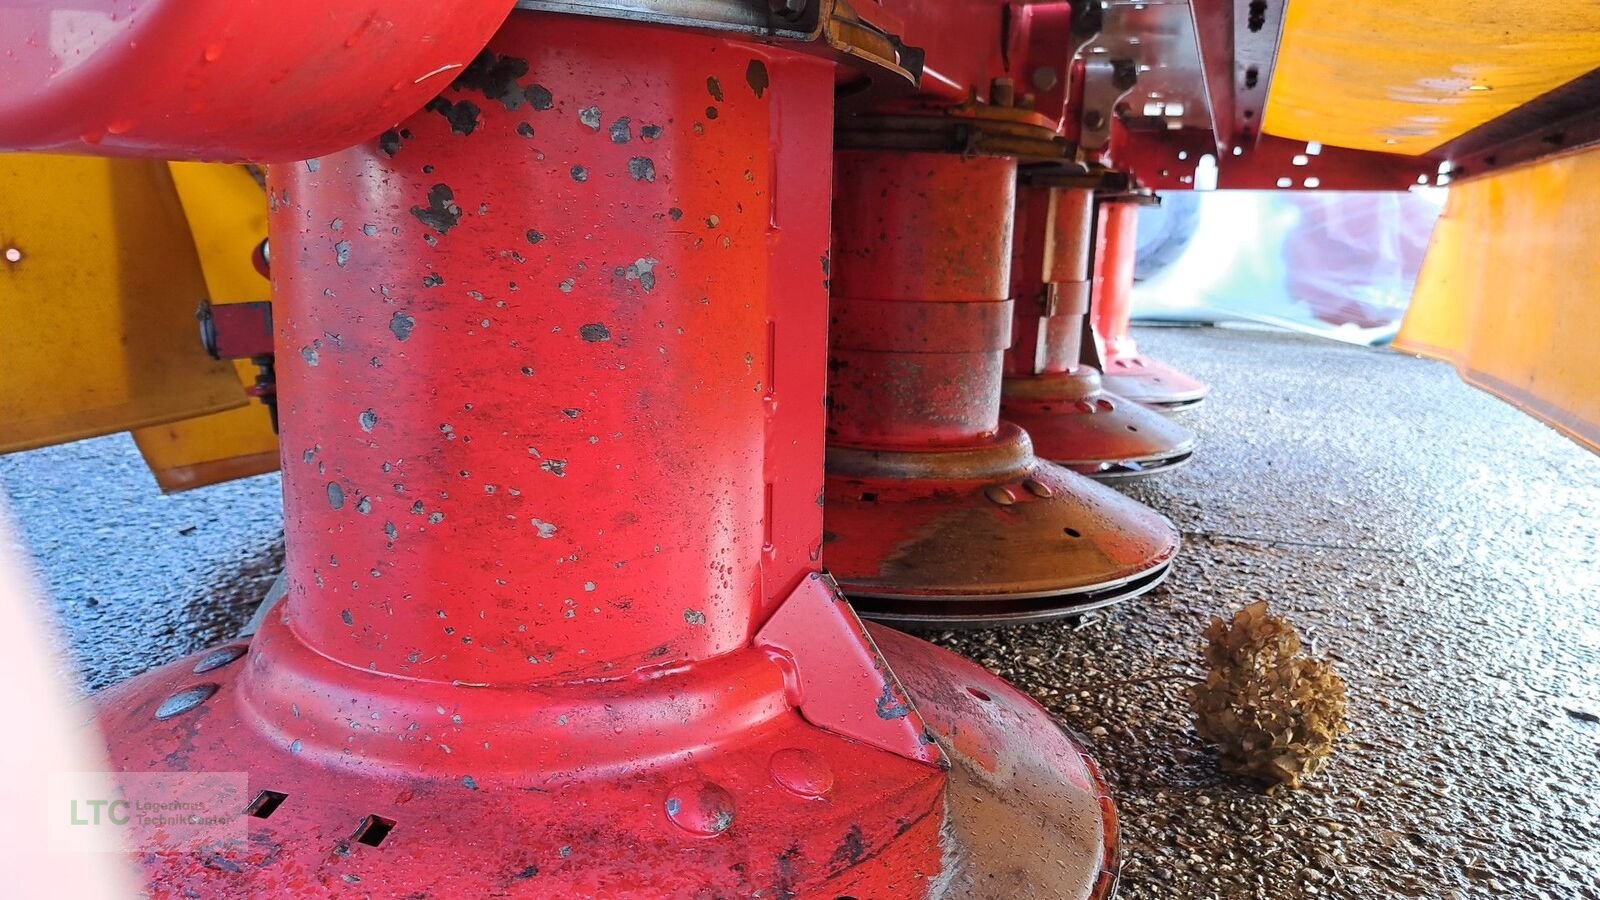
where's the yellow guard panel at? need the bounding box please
[1399,146,1600,454]
[133,163,281,492]
[0,155,244,454]
[1265,2,1600,155]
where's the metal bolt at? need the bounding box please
[769,748,835,798]
[155,684,219,720]
[192,645,247,674]
[989,77,1016,108]
[665,780,736,836]
[1085,110,1107,131]
[769,0,806,21]
[984,485,1017,506]
[1022,479,1054,499]
[1031,66,1059,92]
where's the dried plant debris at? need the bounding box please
[1189,601,1350,789]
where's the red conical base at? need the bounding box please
[1101,353,1211,412]
[825,424,1179,625]
[1003,366,1196,478]
[90,581,1118,898]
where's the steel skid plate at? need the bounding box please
[1002,369,1196,478]
[824,424,1178,626]
[1099,354,1211,412]
[91,575,1117,898]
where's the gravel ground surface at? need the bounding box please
[3,326,1598,899]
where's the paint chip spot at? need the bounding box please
[424,97,481,135]
[684,609,706,625]
[706,76,724,102]
[532,518,558,538]
[579,323,612,342]
[609,117,632,143]
[410,184,463,235]
[570,166,589,183]
[627,157,656,182]
[327,482,346,510]
[746,60,769,98]
[579,106,602,131]
[390,311,416,341]
[526,229,545,245]
[359,409,379,432]
[334,240,352,267]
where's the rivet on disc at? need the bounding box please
[664,780,736,836]
[192,645,247,674]
[1022,478,1053,499]
[155,684,219,720]
[984,485,1017,506]
[769,748,835,798]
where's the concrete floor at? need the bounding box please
[4,326,1598,899]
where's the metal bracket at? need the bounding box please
[1079,57,1138,153]
[754,572,944,768]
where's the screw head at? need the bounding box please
[984,485,1017,506]
[155,684,219,720]
[665,781,736,836]
[192,645,247,674]
[770,748,835,798]
[1031,66,1060,92]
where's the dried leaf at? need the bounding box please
[1189,601,1349,789]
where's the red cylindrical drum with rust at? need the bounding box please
[822,143,1179,624]
[1091,197,1211,410]
[829,151,1016,448]
[77,15,1122,897]
[1001,186,1197,478]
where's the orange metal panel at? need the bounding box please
[1265,2,1600,155]
[132,163,280,492]
[0,154,243,454]
[1398,146,1600,453]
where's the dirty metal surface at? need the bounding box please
[1092,199,1211,409]
[13,325,1600,897]
[1004,185,1196,475]
[1002,375,1198,478]
[824,147,1178,621]
[20,11,1118,896]
[825,425,1179,624]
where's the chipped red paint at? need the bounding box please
[0,1,517,162]
[1001,185,1197,477]
[822,145,1180,623]
[82,13,1118,897]
[1091,198,1212,410]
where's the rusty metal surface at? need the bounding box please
[825,146,1178,621]
[73,13,1117,896]
[1092,198,1210,409]
[0,1,517,162]
[824,425,1178,624]
[1005,185,1196,475]
[1003,371,1197,477]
